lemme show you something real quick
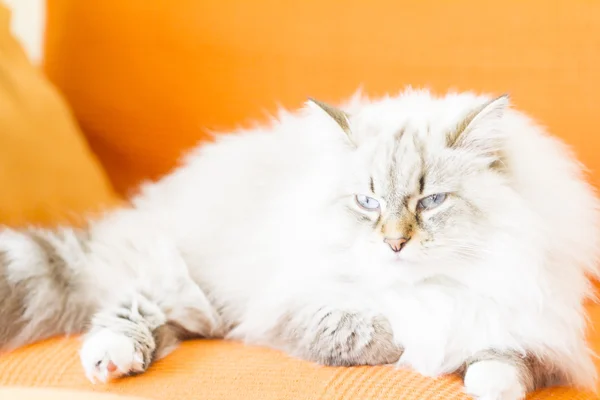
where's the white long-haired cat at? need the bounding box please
[0,89,598,400]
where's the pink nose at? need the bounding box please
[384,237,409,252]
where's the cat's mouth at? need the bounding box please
[388,250,412,263]
[385,244,424,266]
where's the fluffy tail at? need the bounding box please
[0,226,96,351]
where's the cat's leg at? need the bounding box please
[79,285,222,384]
[79,292,168,383]
[461,349,562,400]
[285,306,402,366]
[77,210,225,383]
[234,291,403,366]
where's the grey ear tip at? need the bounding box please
[307,97,324,107]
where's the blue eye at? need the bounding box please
[355,195,380,211]
[418,193,447,211]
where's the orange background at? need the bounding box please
[44,0,600,195]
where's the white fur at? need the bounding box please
[80,328,144,383]
[109,89,596,388]
[104,88,596,389]
[0,228,96,348]
[464,360,526,400]
[7,89,595,393]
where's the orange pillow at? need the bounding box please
[0,388,147,400]
[44,0,600,194]
[0,5,118,226]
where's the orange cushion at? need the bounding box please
[0,4,118,226]
[45,0,600,194]
[2,303,600,399]
[0,388,146,400]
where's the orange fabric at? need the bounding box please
[45,0,600,195]
[0,5,118,226]
[2,302,600,399]
[0,388,146,400]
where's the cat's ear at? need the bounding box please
[446,94,509,165]
[307,98,354,144]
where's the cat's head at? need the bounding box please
[308,90,521,278]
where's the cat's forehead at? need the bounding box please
[366,129,426,194]
[353,91,488,192]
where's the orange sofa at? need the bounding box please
[2,1,600,399]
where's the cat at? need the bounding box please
[0,88,598,400]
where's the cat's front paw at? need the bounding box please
[464,360,526,400]
[304,309,402,366]
[80,329,146,383]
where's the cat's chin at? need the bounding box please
[379,253,426,280]
[389,252,412,264]
[390,263,441,285]
[379,252,453,285]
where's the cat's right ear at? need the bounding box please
[306,98,355,145]
[446,95,509,167]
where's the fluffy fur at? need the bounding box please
[0,89,598,399]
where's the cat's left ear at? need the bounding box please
[307,98,354,144]
[446,94,509,163]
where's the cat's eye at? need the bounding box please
[355,195,380,211]
[418,193,447,211]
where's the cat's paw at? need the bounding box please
[464,360,526,400]
[305,309,402,366]
[80,329,146,383]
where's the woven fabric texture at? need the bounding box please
[1,302,599,399]
[0,388,146,400]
